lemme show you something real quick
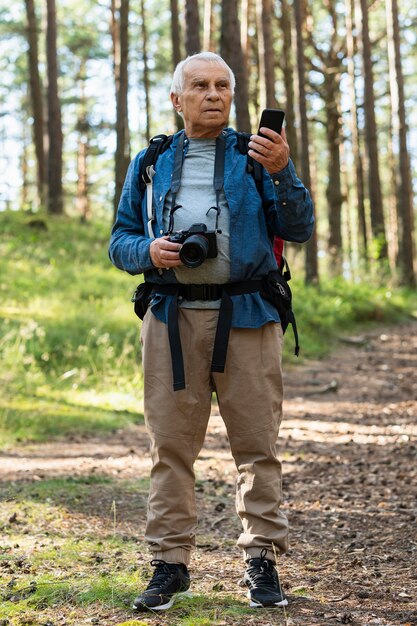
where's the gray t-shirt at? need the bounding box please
[163,137,231,309]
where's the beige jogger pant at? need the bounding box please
[140,307,289,566]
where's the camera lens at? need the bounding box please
[180,234,209,268]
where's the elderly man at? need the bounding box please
[109,52,314,611]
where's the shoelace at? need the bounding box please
[146,559,177,589]
[246,548,277,588]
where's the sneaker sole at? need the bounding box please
[133,589,192,612]
[247,591,288,608]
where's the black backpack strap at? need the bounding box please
[210,279,263,374]
[236,131,264,195]
[139,134,173,192]
[167,291,186,391]
[152,279,264,390]
[287,310,300,357]
[281,256,291,282]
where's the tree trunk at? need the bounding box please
[185,0,201,55]
[141,0,151,141]
[293,0,318,283]
[324,85,343,275]
[170,0,184,131]
[112,0,131,220]
[255,0,266,111]
[76,61,89,222]
[305,1,344,275]
[76,137,89,222]
[358,0,387,260]
[21,103,30,209]
[241,0,249,68]
[248,0,260,119]
[280,0,298,166]
[346,0,367,264]
[258,0,277,108]
[220,0,251,131]
[318,4,344,275]
[25,0,46,208]
[386,132,399,271]
[203,0,215,51]
[46,0,63,214]
[340,140,353,275]
[170,0,182,67]
[386,0,415,286]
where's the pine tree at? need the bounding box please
[46,0,63,214]
[24,0,46,207]
[386,0,416,286]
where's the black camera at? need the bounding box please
[168,222,220,268]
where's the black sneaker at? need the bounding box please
[243,549,288,608]
[133,559,191,611]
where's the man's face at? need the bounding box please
[171,59,233,138]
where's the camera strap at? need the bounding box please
[167,132,185,234]
[210,132,225,230]
[167,131,226,233]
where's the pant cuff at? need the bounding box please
[243,547,279,563]
[152,547,191,566]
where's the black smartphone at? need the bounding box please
[258,108,285,138]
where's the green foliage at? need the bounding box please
[0,394,142,448]
[1,210,139,374]
[287,275,417,360]
[0,210,143,447]
[0,475,253,624]
[0,475,149,621]
[0,571,139,616]
[369,233,389,261]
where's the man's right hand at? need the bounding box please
[150,236,182,269]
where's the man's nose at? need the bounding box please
[206,85,220,99]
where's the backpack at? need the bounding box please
[136,131,299,355]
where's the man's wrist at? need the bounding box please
[270,160,296,187]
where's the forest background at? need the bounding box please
[1,1,417,624]
[1,0,416,284]
[0,0,417,427]
[1,0,417,443]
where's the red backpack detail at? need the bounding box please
[273,237,284,269]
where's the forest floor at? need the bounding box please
[1,322,416,626]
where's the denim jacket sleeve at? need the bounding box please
[108,151,154,276]
[264,159,314,243]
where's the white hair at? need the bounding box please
[170,52,236,96]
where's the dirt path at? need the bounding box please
[1,322,416,625]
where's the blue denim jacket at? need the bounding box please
[109,128,314,328]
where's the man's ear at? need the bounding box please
[170,93,181,112]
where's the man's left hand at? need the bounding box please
[248,127,289,175]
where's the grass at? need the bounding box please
[0,475,266,625]
[0,476,146,623]
[0,208,416,449]
[0,210,144,448]
[287,275,417,359]
[0,394,142,447]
